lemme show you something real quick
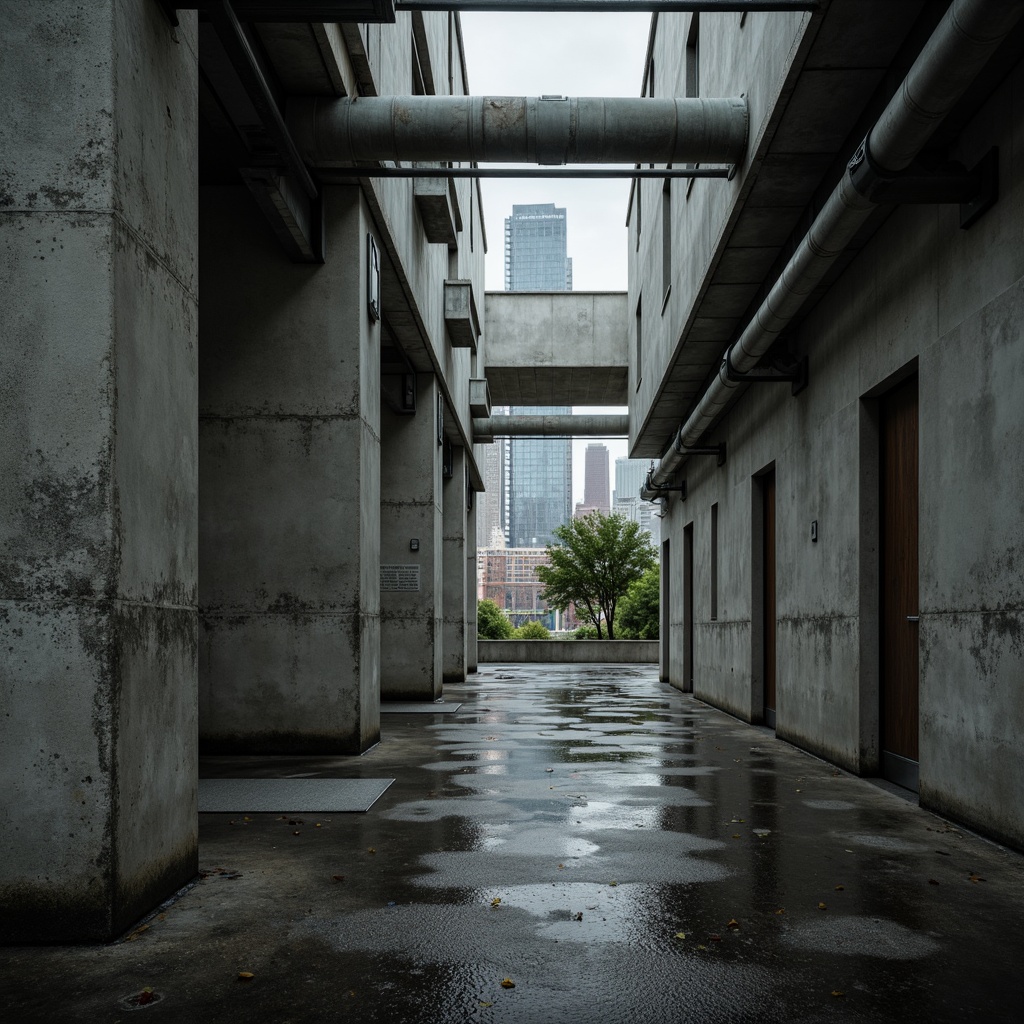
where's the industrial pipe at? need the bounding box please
[642,0,1024,500]
[289,95,748,167]
[474,414,628,441]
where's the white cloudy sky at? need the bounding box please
[459,12,652,502]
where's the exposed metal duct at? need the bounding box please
[289,95,748,167]
[642,0,1024,500]
[474,414,628,442]
[397,1,818,11]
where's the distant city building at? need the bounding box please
[504,203,573,290]
[507,406,573,547]
[613,457,662,550]
[582,443,611,513]
[614,457,652,504]
[504,203,573,547]
[478,547,561,630]
[479,408,508,547]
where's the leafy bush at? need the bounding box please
[573,624,599,640]
[477,599,514,639]
[513,620,550,640]
[616,564,660,640]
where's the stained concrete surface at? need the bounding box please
[3,664,1024,1022]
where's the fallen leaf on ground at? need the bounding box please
[135,989,156,1005]
[491,897,501,907]
[928,879,940,886]
[332,875,345,882]
[608,880,618,887]
[479,1001,493,1007]
[831,990,845,998]
[500,978,516,989]
[726,919,740,929]
[969,873,986,883]
[675,932,686,940]
[238,972,255,981]
[834,885,845,891]
[709,933,721,942]
[818,903,827,910]
[775,908,786,915]
[367,847,376,854]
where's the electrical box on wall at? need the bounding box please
[367,234,380,323]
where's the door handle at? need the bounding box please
[906,616,920,622]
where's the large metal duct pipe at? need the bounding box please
[642,0,1024,500]
[289,95,748,167]
[474,414,628,442]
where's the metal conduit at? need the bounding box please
[396,1,819,10]
[474,414,629,440]
[289,95,748,167]
[642,0,1024,500]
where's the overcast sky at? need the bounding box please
[459,12,652,503]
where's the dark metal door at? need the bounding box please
[880,376,920,790]
[763,470,777,727]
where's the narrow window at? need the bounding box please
[635,294,643,390]
[685,15,700,197]
[661,179,672,304]
[710,502,719,621]
[635,181,642,252]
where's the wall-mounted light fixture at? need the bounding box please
[409,538,420,552]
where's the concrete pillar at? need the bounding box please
[0,2,198,942]
[442,446,468,683]
[380,378,443,699]
[198,185,380,754]
[467,493,479,673]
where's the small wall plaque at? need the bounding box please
[381,564,420,592]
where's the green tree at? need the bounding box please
[477,599,514,639]
[536,512,656,639]
[513,620,550,640]
[616,564,660,639]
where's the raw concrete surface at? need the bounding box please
[3,664,1023,1023]
[479,640,659,663]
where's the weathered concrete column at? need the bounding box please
[442,446,468,683]
[0,2,198,942]
[198,185,380,753]
[380,378,443,699]
[467,495,479,673]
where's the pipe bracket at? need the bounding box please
[849,136,995,210]
[724,351,808,395]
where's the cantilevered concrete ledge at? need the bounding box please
[484,291,628,406]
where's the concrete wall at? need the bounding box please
[653,39,1024,847]
[442,446,468,683]
[630,10,807,434]
[479,641,659,664]
[380,376,443,700]
[199,185,381,754]
[0,1,198,941]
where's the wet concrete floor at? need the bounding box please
[4,664,1024,1022]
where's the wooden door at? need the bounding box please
[763,470,777,727]
[660,539,670,683]
[880,376,920,787]
[683,524,694,692]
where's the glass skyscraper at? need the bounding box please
[503,203,574,548]
[504,203,573,291]
[507,407,573,548]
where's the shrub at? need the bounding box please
[573,624,599,640]
[513,620,550,640]
[477,599,514,639]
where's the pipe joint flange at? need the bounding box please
[848,135,897,202]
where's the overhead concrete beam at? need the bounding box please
[484,291,628,406]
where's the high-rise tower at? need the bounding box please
[582,443,611,514]
[504,203,573,547]
[504,203,573,291]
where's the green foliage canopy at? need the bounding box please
[616,563,660,639]
[536,512,656,640]
[477,598,513,639]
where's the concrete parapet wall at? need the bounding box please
[479,640,658,663]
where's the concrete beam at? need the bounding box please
[484,291,629,406]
